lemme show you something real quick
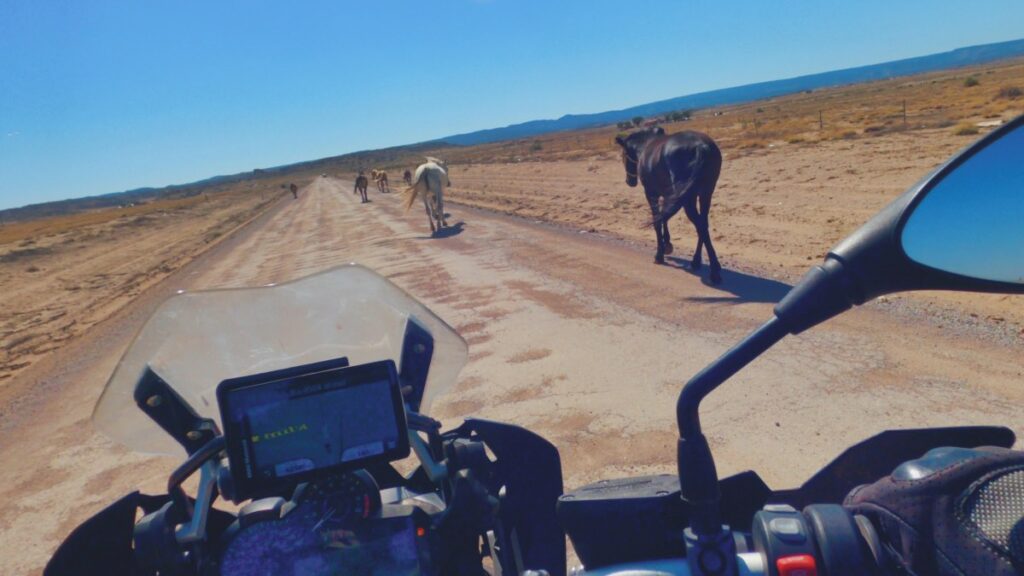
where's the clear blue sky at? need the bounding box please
[1,1,1022,211]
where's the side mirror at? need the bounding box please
[902,123,1024,284]
[775,115,1024,334]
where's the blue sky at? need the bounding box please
[1,1,1022,211]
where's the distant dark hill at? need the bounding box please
[439,38,1024,146]
[7,38,1022,223]
[0,169,292,223]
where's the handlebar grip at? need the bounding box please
[803,504,882,576]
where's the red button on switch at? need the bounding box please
[776,554,817,576]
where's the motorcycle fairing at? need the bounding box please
[446,418,567,576]
[45,492,166,576]
[44,492,236,576]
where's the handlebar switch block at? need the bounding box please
[751,508,816,576]
[752,504,882,576]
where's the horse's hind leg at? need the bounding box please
[423,195,436,234]
[682,193,705,271]
[647,195,666,264]
[698,190,721,283]
[685,194,720,284]
[437,190,448,228]
[662,220,673,255]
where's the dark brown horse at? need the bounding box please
[354,173,369,203]
[615,127,723,284]
[403,169,412,186]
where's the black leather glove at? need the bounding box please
[845,446,1024,575]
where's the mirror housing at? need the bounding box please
[775,114,1024,334]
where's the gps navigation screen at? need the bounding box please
[218,360,408,498]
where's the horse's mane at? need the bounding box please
[424,156,446,166]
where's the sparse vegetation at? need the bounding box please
[996,86,1022,100]
[0,181,291,246]
[963,76,980,87]
[631,116,643,127]
[529,141,543,152]
[664,110,692,122]
[0,246,52,263]
[952,122,979,136]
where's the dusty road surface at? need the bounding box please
[3,177,1024,573]
[447,129,1024,335]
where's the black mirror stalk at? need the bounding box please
[774,257,859,334]
[677,316,789,574]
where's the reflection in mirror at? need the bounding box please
[902,124,1024,284]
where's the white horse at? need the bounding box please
[402,157,451,233]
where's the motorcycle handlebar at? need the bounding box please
[571,553,766,575]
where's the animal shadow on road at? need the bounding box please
[664,256,792,304]
[422,221,466,239]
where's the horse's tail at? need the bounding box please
[644,174,697,228]
[402,185,419,211]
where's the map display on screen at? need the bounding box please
[218,360,408,499]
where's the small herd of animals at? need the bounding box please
[319,127,726,284]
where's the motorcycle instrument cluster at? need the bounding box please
[216,471,438,576]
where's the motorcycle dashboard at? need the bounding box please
[217,359,410,502]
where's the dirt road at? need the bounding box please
[3,177,1023,574]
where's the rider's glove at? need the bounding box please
[845,446,1024,575]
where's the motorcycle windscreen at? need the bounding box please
[93,264,467,456]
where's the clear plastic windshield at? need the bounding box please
[93,264,468,456]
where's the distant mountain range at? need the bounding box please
[0,170,282,222]
[438,38,1024,146]
[5,38,1023,222]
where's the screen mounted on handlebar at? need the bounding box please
[218,359,410,501]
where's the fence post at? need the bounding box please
[902,100,907,127]
[819,110,823,130]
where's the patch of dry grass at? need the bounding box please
[952,122,980,136]
[0,196,203,245]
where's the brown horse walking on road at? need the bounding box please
[376,171,390,193]
[403,169,412,186]
[354,173,369,203]
[615,127,723,284]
